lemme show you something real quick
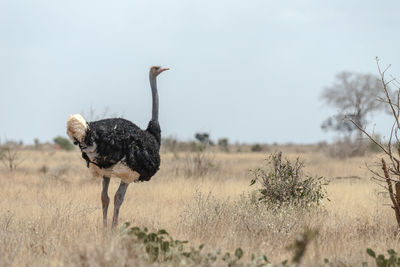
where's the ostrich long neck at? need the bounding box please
[149,75,159,122]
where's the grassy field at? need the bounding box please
[0,148,397,266]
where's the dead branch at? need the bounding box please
[348,117,394,158]
[376,57,400,130]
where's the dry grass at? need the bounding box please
[0,148,398,266]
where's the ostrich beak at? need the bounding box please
[159,67,169,73]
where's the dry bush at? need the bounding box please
[324,137,380,158]
[38,165,49,174]
[325,137,363,158]
[179,190,314,251]
[183,150,218,178]
[0,145,24,172]
[162,136,179,154]
[40,165,72,184]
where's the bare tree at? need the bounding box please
[321,71,387,156]
[321,71,385,135]
[349,58,400,228]
[0,143,24,172]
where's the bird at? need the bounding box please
[66,66,169,228]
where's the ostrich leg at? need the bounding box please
[101,176,110,227]
[112,181,129,228]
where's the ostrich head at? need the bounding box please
[150,66,169,78]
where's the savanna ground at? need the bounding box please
[0,146,398,266]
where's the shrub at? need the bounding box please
[183,150,218,178]
[53,136,74,151]
[119,222,400,267]
[366,248,400,267]
[250,152,328,208]
[0,145,23,172]
[119,222,314,266]
[251,144,263,152]
[325,137,364,158]
[162,136,179,153]
[218,138,229,152]
[119,223,252,266]
[33,138,41,149]
[120,223,189,263]
[195,132,213,147]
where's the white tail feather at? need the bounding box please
[67,114,88,143]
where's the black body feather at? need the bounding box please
[80,118,161,182]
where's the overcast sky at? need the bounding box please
[1,0,400,144]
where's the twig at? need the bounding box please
[376,57,400,130]
[348,117,393,158]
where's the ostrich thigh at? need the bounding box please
[89,162,140,183]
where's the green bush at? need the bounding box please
[366,248,400,267]
[250,152,328,208]
[218,138,229,152]
[53,136,74,151]
[120,222,400,266]
[119,223,324,266]
[120,223,273,266]
[251,144,263,152]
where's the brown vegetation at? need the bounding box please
[0,147,397,266]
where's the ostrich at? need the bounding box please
[66,66,169,228]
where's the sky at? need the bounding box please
[1,0,400,144]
